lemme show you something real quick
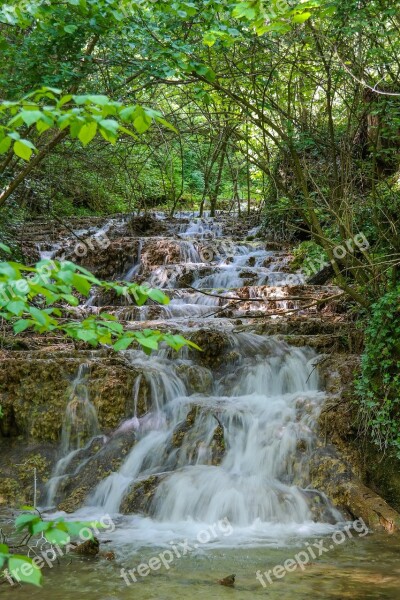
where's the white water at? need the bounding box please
[80,334,341,547]
[48,214,340,551]
[45,364,100,505]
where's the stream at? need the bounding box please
[2,214,400,599]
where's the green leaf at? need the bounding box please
[13,320,32,333]
[75,329,98,343]
[64,24,78,33]
[147,289,170,305]
[78,121,97,146]
[113,336,134,351]
[19,110,42,126]
[29,306,49,326]
[292,12,312,23]
[135,334,159,351]
[155,116,178,133]
[203,31,217,46]
[0,136,11,154]
[71,273,91,295]
[9,556,41,586]
[0,243,11,254]
[44,527,70,545]
[31,521,51,535]
[6,300,26,316]
[0,543,9,555]
[133,113,152,134]
[64,522,94,537]
[15,513,39,531]
[99,119,118,143]
[13,139,35,161]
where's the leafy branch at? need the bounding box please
[0,249,200,354]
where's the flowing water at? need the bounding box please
[5,214,400,599]
[45,364,100,506]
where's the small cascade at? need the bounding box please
[179,240,202,263]
[61,364,99,453]
[37,241,62,261]
[125,239,143,281]
[45,364,100,505]
[38,212,345,547]
[87,335,340,537]
[179,217,223,239]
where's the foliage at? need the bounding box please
[0,247,199,353]
[0,509,105,586]
[290,241,328,275]
[356,286,400,456]
[0,87,175,162]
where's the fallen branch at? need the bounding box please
[186,285,326,303]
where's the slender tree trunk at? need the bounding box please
[0,35,99,208]
[210,137,228,217]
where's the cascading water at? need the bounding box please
[45,364,100,506]
[60,364,99,453]
[125,239,143,281]
[84,333,341,545]
[15,217,398,600]
[52,213,342,549]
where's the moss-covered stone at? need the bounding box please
[120,474,165,514]
[0,355,150,442]
[188,329,232,368]
[210,424,226,466]
[309,444,400,532]
[56,431,137,512]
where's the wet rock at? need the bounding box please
[58,486,90,513]
[100,551,115,561]
[89,364,150,429]
[174,364,213,395]
[63,436,106,475]
[302,489,337,523]
[0,439,57,506]
[125,214,168,237]
[218,574,235,587]
[171,406,199,448]
[0,355,149,442]
[120,474,166,514]
[167,407,226,468]
[188,329,232,368]
[0,478,23,506]
[71,538,99,556]
[317,353,400,517]
[140,239,181,269]
[56,431,136,512]
[210,425,226,466]
[71,238,140,280]
[308,445,400,532]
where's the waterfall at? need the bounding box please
[47,213,342,547]
[45,364,100,506]
[60,364,99,453]
[125,239,143,281]
[88,335,339,535]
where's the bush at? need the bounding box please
[356,286,400,456]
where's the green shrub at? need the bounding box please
[356,286,400,456]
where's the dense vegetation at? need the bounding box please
[1,1,400,478]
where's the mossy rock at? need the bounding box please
[188,330,232,368]
[55,431,136,511]
[210,425,226,466]
[120,474,166,515]
[0,478,24,506]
